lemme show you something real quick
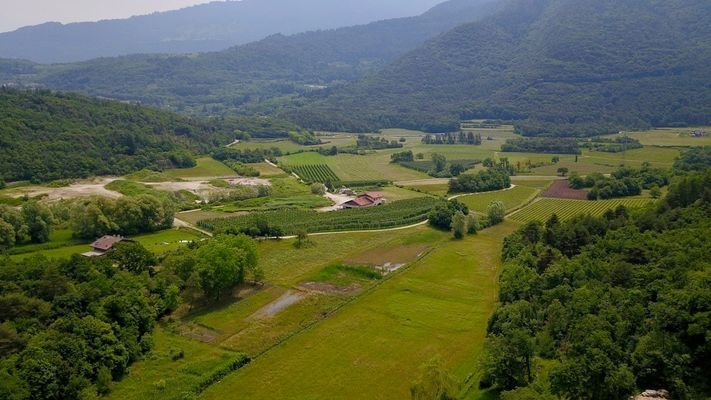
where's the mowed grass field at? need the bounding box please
[456,185,540,214]
[200,223,516,400]
[509,198,656,223]
[531,147,681,176]
[10,229,204,261]
[164,157,235,179]
[605,126,711,147]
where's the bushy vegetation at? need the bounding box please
[212,147,282,164]
[421,132,482,145]
[501,138,580,155]
[481,172,711,399]
[0,202,54,250]
[569,165,669,200]
[398,158,479,178]
[199,197,437,236]
[355,135,403,150]
[68,195,175,240]
[579,137,643,153]
[0,250,177,399]
[448,168,511,194]
[390,150,414,163]
[673,146,711,172]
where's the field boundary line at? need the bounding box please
[198,247,438,394]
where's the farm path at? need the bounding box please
[448,184,517,201]
[173,216,214,237]
[277,220,430,240]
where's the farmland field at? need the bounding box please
[287,163,340,183]
[509,198,656,223]
[531,147,681,176]
[605,126,711,147]
[456,185,540,214]
[200,223,516,400]
[280,151,426,182]
[199,197,438,234]
[164,157,236,179]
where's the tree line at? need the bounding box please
[421,132,482,145]
[448,168,511,194]
[480,166,711,399]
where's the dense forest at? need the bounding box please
[0,89,312,182]
[286,0,711,135]
[0,0,500,118]
[481,149,711,399]
[0,89,222,182]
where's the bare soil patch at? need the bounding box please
[8,177,122,200]
[147,177,269,193]
[177,322,221,343]
[542,180,588,200]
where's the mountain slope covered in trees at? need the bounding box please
[0,0,501,116]
[0,89,235,182]
[0,0,444,63]
[288,0,711,135]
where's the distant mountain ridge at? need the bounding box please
[0,0,444,63]
[286,0,711,135]
[0,0,501,116]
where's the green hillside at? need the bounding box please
[288,0,711,135]
[0,89,234,182]
[0,0,500,117]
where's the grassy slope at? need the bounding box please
[200,223,516,400]
[606,126,711,147]
[457,185,539,214]
[164,157,235,179]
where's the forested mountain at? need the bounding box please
[0,0,501,116]
[288,0,711,135]
[0,89,236,182]
[0,0,444,63]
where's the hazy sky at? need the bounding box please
[0,0,219,33]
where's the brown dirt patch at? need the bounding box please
[542,180,588,200]
[347,244,430,266]
[177,322,221,343]
[9,177,122,200]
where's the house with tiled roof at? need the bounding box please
[341,192,385,209]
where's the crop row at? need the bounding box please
[509,198,655,223]
[198,197,438,235]
[287,163,340,183]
